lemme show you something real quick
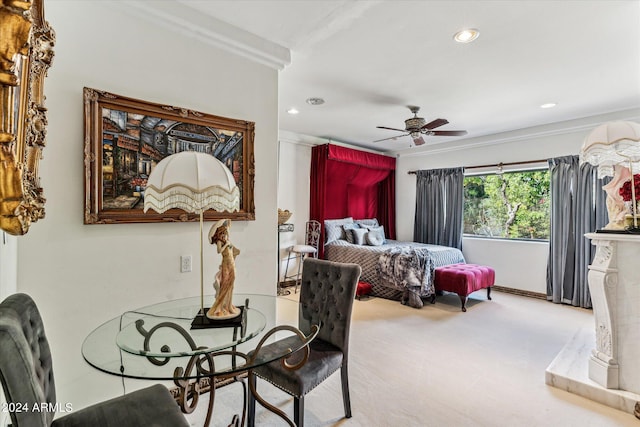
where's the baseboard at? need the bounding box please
[280,281,545,299]
[492,285,546,300]
[278,280,297,288]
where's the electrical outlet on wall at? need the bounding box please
[180,255,192,273]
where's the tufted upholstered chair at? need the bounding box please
[0,293,189,427]
[248,258,361,427]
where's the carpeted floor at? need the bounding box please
[186,291,638,426]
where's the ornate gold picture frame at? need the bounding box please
[0,0,55,235]
[83,88,256,224]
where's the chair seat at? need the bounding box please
[251,335,343,398]
[291,244,318,254]
[51,384,189,427]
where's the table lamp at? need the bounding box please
[143,151,240,327]
[580,121,640,231]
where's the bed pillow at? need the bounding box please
[355,218,379,228]
[342,223,360,244]
[365,225,386,245]
[366,227,385,246]
[352,228,367,245]
[324,217,354,243]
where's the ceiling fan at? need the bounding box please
[375,106,467,146]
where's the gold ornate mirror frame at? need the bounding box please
[0,0,55,235]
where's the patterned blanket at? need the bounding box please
[377,247,434,308]
[324,239,465,302]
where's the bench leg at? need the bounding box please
[487,287,492,300]
[459,294,467,312]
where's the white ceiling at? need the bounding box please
[173,0,640,154]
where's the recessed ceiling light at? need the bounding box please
[306,97,325,106]
[540,103,557,109]
[287,108,299,115]
[453,28,480,43]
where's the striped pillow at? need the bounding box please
[342,223,360,244]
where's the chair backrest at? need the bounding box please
[304,220,321,253]
[0,293,56,427]
[298,258,361,356]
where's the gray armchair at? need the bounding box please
[0,293,189,427]
[248,258,361,427]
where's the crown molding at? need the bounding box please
[115,1,291,70]
[393,108,640,158]
[278,130,324,147]
[280,109,640,158]
[279,130,388,154]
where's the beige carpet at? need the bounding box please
[186,291,638,426]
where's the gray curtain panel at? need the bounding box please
[413,167,464,249]
[547,155,608,308]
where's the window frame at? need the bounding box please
[462,165,550,242]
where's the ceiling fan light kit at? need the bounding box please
[375,105,467,146]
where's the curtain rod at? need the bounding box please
[407,158,548,174]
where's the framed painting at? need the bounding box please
[83,87,255,224]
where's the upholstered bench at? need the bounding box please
[356,281,373,299]
[434,263,495,312]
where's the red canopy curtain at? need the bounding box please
[378,172,396,239]
[310,144,396,258]
[310,144,329,249]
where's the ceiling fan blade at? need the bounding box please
[412,136,426,146]
[421,118,449,130]
[377,126,407,132]
[374,133,409,143]
[431,130,468,136]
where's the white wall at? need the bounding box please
[0,233,17,301]
[15,1,279,412]
[463,237,549,292]
[396,110,640,294]
[0,233,15,427]
[277,140,313,281]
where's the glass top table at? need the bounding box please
[82,293,313,380]
[115,299,267,357]
[82,293,317,427]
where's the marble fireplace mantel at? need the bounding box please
[546,232,640,417]
[585,232,640,394]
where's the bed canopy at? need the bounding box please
[310,144,396,257]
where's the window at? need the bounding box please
[463,169,550,240]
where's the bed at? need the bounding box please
[324,238,466,304]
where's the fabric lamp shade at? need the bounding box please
[580,121,640,177]
[142,151,240,324]
[580,120,640,231]
[143,151,240,214]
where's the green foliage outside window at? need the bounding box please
[463,170,550,239]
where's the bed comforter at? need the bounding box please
[324,239,465,302]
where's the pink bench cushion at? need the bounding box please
[356,281,372,297]
[435,263,495,297]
